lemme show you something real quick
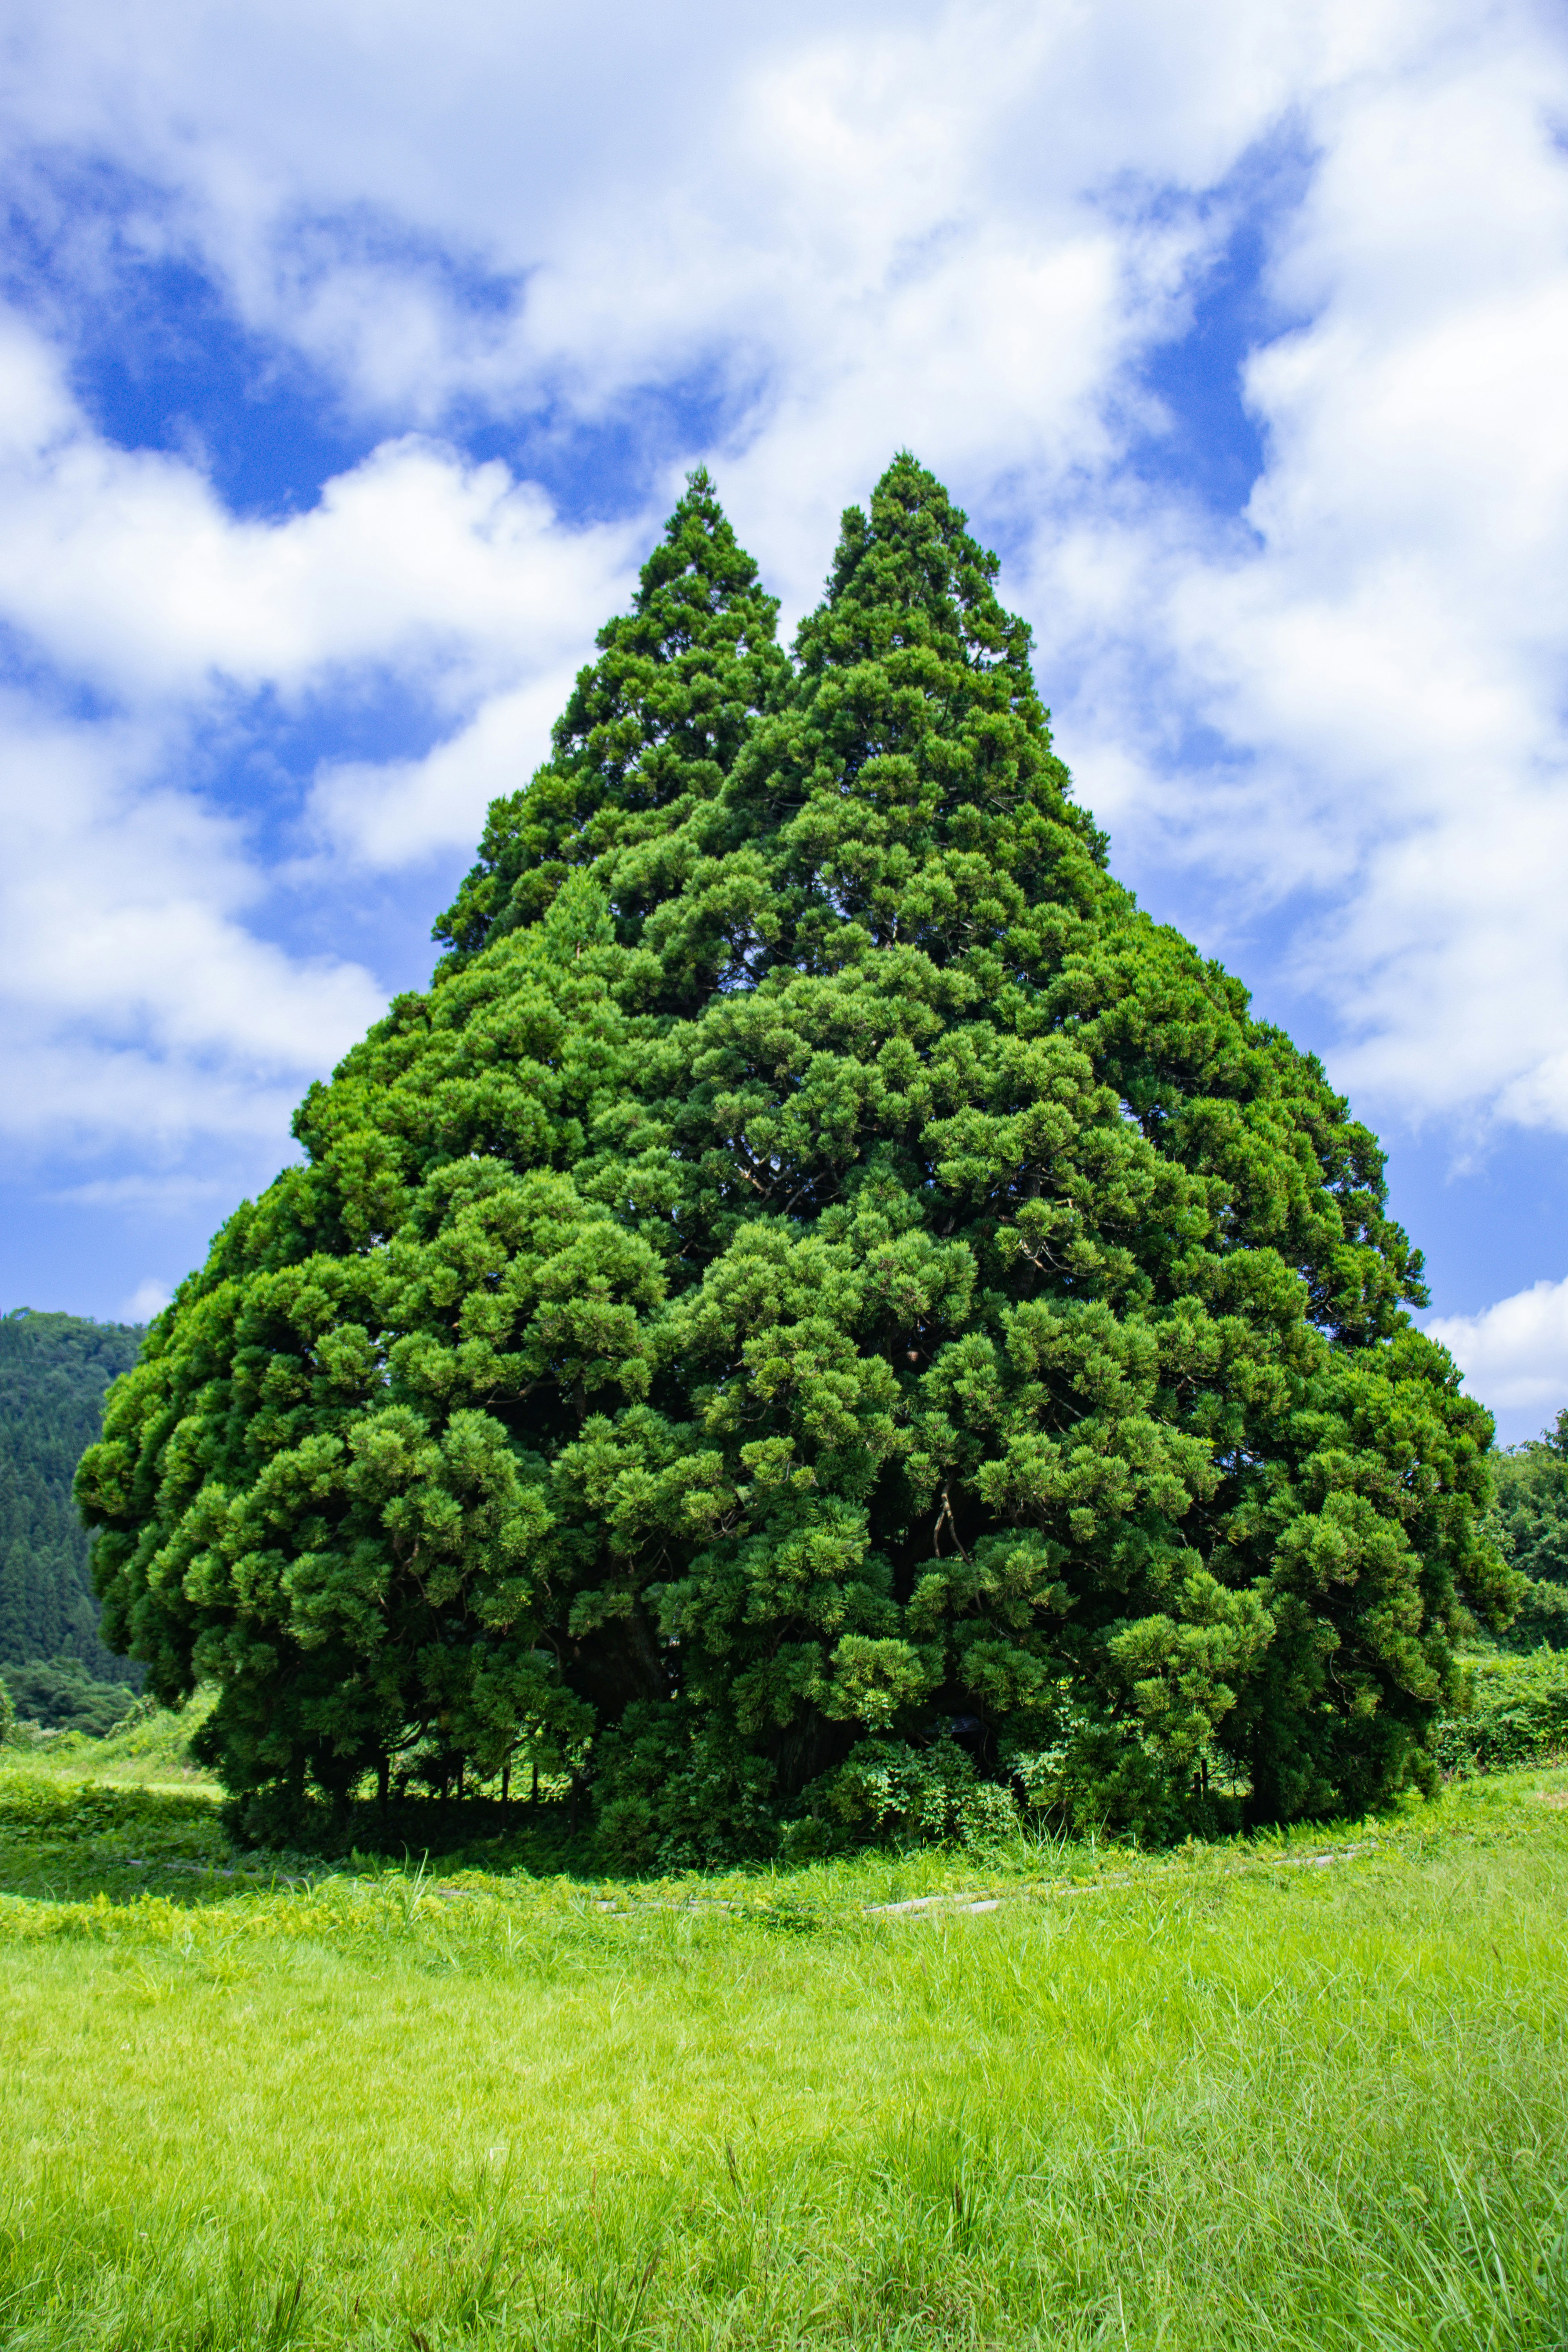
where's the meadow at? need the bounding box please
[2,1744,1567,2352]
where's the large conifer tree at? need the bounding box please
[79,458,1514,1854]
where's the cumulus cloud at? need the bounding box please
[0,315,638,1157]
[1429,1281,1568,1441]
[121,1276,173,1323]
[0,318,634,704]
[0,692,384,1154]
[309,674,576,869]
[0,0,1564,1258]
[1018,2,1568,1134]
[0,0,1308,426]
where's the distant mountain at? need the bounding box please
[0,1308,144,1682]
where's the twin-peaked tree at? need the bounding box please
[78,457,1515,1858]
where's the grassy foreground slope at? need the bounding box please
[2,1773,1566,2351]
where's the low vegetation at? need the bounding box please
[1435,1646,1568,1773]
[0,1687,215,1788]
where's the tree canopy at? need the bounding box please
[78,458,1515,1857]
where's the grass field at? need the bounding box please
[2,1762,1566,2351]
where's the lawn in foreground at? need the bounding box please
[1,1772,1566,2351]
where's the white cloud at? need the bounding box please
[122,1277,173,1323]
[0,319,635,704]
[1018,2,1568,1136]
[0,0,1300,423]
[0,0,1563,1236]
[0,693,384,1153]
[65,1173,249,1213]
[1429,1280,1568,1440]
[0,317,639,1154]
[309,673,574,869]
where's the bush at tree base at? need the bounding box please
[76,458,1519,1864]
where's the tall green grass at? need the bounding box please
[2,1768,1567,2347]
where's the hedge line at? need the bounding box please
[0,1774,220,1834]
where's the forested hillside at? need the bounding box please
[0,1310,143,1682]
[1491,1410,1568,1648]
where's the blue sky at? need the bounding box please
[0,0,1566,1435]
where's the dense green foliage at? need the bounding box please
[78,458,1515,1857]
[0,1308,142,1681]
[432,464,791,970]
[1488,1409,1568,1648]
[1434,1646,1568,1773]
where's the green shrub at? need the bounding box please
[79,1688,212,1776]
[818,1735,1020,1846]
[1004,1708,1206,1844]
[1434,1649,1568,1773]
[592,1700,782,1871]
